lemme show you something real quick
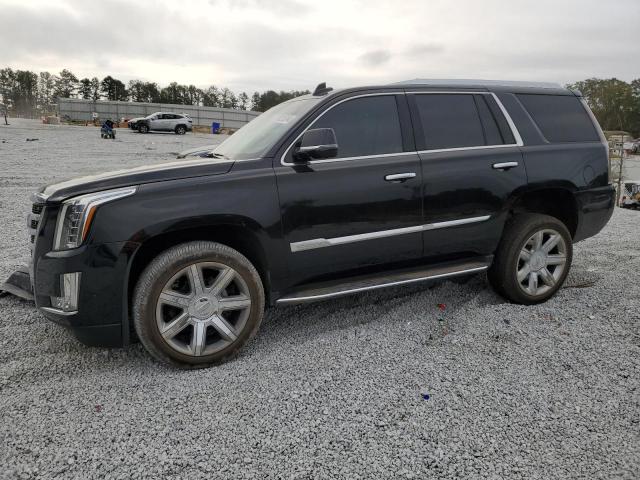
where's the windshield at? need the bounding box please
[213,97,320,160]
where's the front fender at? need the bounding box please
[85,158,288,282]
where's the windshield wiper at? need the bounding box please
[210,152,230,160]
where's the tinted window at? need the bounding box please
[517,94,599,143]
[474,95,504,145]
[314,95,403,158]
[484,95,515,144]
[414,94,485,149]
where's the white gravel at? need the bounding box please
[1,119,639,479]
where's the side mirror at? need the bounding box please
[293,128,338,162]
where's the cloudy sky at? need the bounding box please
[1,0,638,93]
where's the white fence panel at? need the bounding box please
[57,98,261,128]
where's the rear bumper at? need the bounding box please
[573,185,615,242]
[33,241,139,347]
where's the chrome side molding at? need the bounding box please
[422,215,491,231]
[290,215,491,252]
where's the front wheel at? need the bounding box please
[488,214,572,304]
[133,241,265,367]
[138,124,149,133]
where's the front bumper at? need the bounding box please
[573,184,616,242]
[33,241,139,347]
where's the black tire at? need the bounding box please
[133,241,265,368]
[175,125,186,135]
[488,213,573,305]
[138,124,149,133]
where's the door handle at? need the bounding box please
[385,172,416,182]
[492,162,519,170]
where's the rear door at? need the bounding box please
[274,93,423,284]
[407,91,527,259]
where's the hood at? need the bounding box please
[40,158,234,203]
[177,144,219,159]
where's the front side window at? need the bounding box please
[414,94,486,150]
[313,95,403,159]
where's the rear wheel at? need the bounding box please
[175,125,186,135]
[133,241,265,368]
[488,214,572,304]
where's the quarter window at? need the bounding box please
[517,94,599,143]
[313,95,403,158]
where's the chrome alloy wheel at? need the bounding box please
[516,228,568,296]
[155,262,252,356]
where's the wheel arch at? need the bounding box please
[126,218,272,329]
[507,186,579,238]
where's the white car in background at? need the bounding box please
[137,112,193,135]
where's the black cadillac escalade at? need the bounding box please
[25,80,615,367]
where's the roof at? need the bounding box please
[305,78,571,100]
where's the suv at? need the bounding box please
[137,112,192,134]
[23,80,615,367]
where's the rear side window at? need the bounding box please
[313,95,403,158]
[475,95,515,145]
[517,94,599,143]
[474,95,504,145]
[414,94,486,150]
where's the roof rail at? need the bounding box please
[393,79,563,89]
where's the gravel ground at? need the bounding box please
[1,119,639,479]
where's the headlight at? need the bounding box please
[53,186,136,250]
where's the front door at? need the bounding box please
[407,91,528,259]
[275,93,423,285]
[148,114,163,130]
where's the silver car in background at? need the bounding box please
[137,112,193,134]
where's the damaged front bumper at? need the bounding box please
[0,265,34,301]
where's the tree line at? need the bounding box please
[0,67,310,115]
[2,67,639,135]
[568,78,640,137]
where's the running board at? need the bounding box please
[276,258,491,305]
